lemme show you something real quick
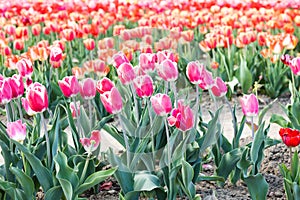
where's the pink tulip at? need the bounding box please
[96,77,115,94]
[6,120,26,142]
[289,57,300,76]
[139,53,156,73]
[70,101,80,119]
[112,52,129,69]
[133,75,154,98]
[117,62,136,85]
[198,68,214,90]
[211,77,227,97]
[156,59,178,82]
[167,100,194,132]
[80,130,101,153]
[93,59,110,77]
[26,82,48,113]
[7,74,24,99]
[0,79,12,104]
[58,76,80,98]
[240,94,259,117]
[21,97,36,116]
[156,50,176,64]
[186,61,203,84]
[100,87,123,114]
[16,58,33,78]
[80,78,96,100]
[150,93,172,116]
[50,46,63,62]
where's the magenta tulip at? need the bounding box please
[289,57,300,76]
[167,100,194,131]
[133,75,154,98]
[100,87,123,114]
[26,82,48,113]
[21,97,36,116]
[112,52,129,69]
[7,74,24,99]
[156,59,178,82]
[96,77,115,94]
[150,93,172,116]
[80,78,96,100]
[240,94,259,117]
[58,76,80,98]
[198,68,214,90]
[117,62,136,85]
[6,119,26,142]
[50,46,63,62]
[139,53,156,73]
[211,77,227,97]
[0,79,12,104]
[80,130,101,153]
[16,58,33,78]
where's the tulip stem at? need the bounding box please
[130,83,139,124]
[194,85,199,130]
[41,113,51,168]
[80,154,90,183]
[55,68,59,81]
[88,99,93,130]
[251,116,254,139]
[147,98,155,166]
[289,147,293,167]
[225,96,237,138]
[5,104,11,123]
[164,118,172,195]
[118,114,130,167]
[10,102,15,121]
[17,98,23,122]
[72,97,82,138]
[69,41,73,68]
[171,81,177,107]
[165,81,169,94]
[291,73,296,103]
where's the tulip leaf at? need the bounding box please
[44,186,63,200]
[233,115,246,149]
[270,114,289,128]
[9,166,34,199]
[0,140,17,182]
[102,124,125,147]
[12,141,53,192]
[291,150,299,181]
[54,151,79,200]
[258,98,277,125]
[181,160,196,198]
[76,168,116,195]
[238,55,252,93]
[0,179,18,199]
[197,175,225,182]
[244,173,268,200]
[293,182,300,199]
[119,114,136,137]
[79,106,91,136]
[50,107,61,168]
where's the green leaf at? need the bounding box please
[102,124,125,147]
[134,172,161,192]
[270,114,289,128]
[250,122,266,164]
[239,55,253,93]
[10,166,34,199]
[291,150,299,181]
[44,186,63,200]
[244,174,268,200]
[12,141,53,191]
[79,106,91,136]
[237,148,251,177]
[181,160,196,198]
[54,151,79,200]
[76,168,116,195]
[0,178,17,199]
[233,115,246,149]
[197,175,225,182]
[119,114,136,136]
[258,98,277,125]
[293,182,300,199]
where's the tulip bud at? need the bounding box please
[26,82,48,113]
[58,76,80,98]
[150,93,172,116]
[240,94,259,117]
[6,120,26,142]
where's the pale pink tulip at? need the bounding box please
[150,93,172,116]
[168,100,194,131]
[186,61,203,84]
[58,76,80,98]
[100,87,123,114]
[156,59,178,82]
[117,62,136,85]
[133,75,154,98]
[198,68,214,90]
[80,130,101,153]
[211,77,227,97]
[240,94,259,117]
[80,78,96,100]
[139,53,156,73]
[156,50,176,64]
[6,120,26,142]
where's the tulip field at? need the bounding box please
[2,0,300,199]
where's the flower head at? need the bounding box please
[80,130,101,154]
[7,120,26,142]
[240,94,259,117]
[279,128,300,147]
[150,93,172,116]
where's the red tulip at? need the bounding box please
[50,46,63,63]
[17,58,33,78]
[6,120,26,142]
[80,130,101,153]
[117,62,136,85]
[211,77,227,97]
[281,54,293,66]
[157,59,178,82]
[240,94,259,117]
[13,39,24,51]
[167,100,194,132]
[58,76,80,98]
[80,78,96,100]
[62,29,76,41]
[0,79,12,104]
[100,87,123,114]
[70,101,80,119]
[21,97,36,116]
[26,82,48,113]
[96,77,115,94]
[279,128,300,147]
[32,24,42,36]
[7,74,24,99]
[133,75,154,98]
[150,93,172,116]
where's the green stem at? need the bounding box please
[72,97,82,138]
[289,147,292,167]
[88,99,93,131]
[164,118,172,198]
[80,154,90,183]
[41,113,51,168]
[147,98,155,166]
[10,101,15,121]
[251,116,254,139]
[171,81,177,107]
[21,152,29,175]
[194,85,199,130]
[17,98,23,122]
[130,83,139,124]
[118,114,131,167]
[5,104,11,123]
[225,96,237,138]
[291,72,296,102]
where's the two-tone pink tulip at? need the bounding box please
[0,79,12,104]
[289,57,300,76]
[7,74,24,99]
[26,82,48,113]
[70,101,80,119]
[133,75,154,98]
[112,52,129,69]
[6,120,26,142]
[117,62,136,85]
[186,61,203,84]
[100,87,123,114]
[96,77,115,94]
[150,93,172,116]
[139,53,156,73]
[80,130,101,154]
[156,59,178,82]
[80,78,96,100]
[58,76,80,98]
[16,58,33,78]
[211,77,227,97]
[240,94,259,117]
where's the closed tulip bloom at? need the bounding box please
[70,101,80,119]
[156,50,176,64]
[62,29,75,41]
[0,79,12,104]
[6,120,26,142]
[139,53,156,73]
[26,82,48,113]
[14,39,24,51]
[93,59,110,77]
[117,62,136,85]
[58,76,80,98]
[96,77,115,94]
[112,52,129,69]
[100,87,123,114]
[150,93,172,116]
[17,58,33,78]
[279,128,300,147]
[157,59,178,82]
[240,94,259,117]
[198,68,214,90]
[167,100,194,132]
[83,38,95,51]
[21,97,36,116]
[80,78,96,100]
[80,130,101,153]
[186,61,203,84]
[50,46,63,62]
[289,57,300,76]
[211,77,227,97]
[7,74,24,99]
[133,75,154,98]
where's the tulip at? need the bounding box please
[50,46,63,63]
[7,74,24,99]
[100,87,123,114]
[17,58,33,78]
[32,24,42,36]
[93,59,110,77]
[186,61,203,84]
[80,130,101,153]
[62,29,76,41]
[279,128,300,147]
[26,82,48,113]
[96,77,115,94]
[80,78,96,100]
[58,76,80,98]
[240,94,259,117]
[198,68,214,90]
[13,39,24,51]
[83,38,95,51]
[21,97,36,116]
[112,52,129,69]
[167,100,194,132]
[281,54,293,66]
[6,120,26,142]
[117,62,136,85]
[133,75,154,98]
[156,59,178,82]
[150,93,172,116]
[0,79,12,104]
[70,101,80,119]
[211,77,228,97]
[156,50,176,64]
[139,53,156,73]
[289,57,300,76]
